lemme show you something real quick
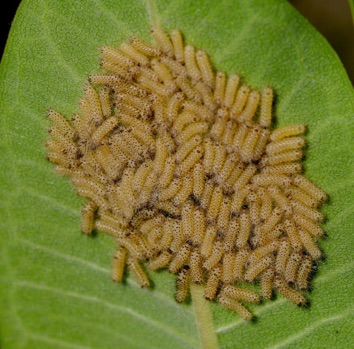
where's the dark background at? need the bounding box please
[1,0,353,84]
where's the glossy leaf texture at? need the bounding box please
[1,0,353,348]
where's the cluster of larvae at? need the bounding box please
[46,28,327,320]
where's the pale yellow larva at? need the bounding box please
[200,225,218,258]
[212,142,227,175]
[175,266,191,303]
[127,257,150,288]
[218,294,253,321]
[88,73,122,85]
[232,163,257,192]
[292,174,327,203]
[237,90,260,123]
[181,201,194,240]
[100,210,129,230]
[129,36,161,57]
[266,137,305,155]
[262,163,302,176]
[116,93,151,115]
[173,173,193,207]
[159,55,186,77]
[260,150,303,167]
[258,187,272,222]
[138,170,158,207]
[283,219,302,251]
[182,99,214,121]
[284,251,302,283]
[47,127,78,157]
[81,200,97,235]
[160,220,174,250]
[158,156,176,189]
[274,274,306,305]
[119,42,150,66]
[204,264,222,300]
[270,124,306,142]
[217,197,232,233]
[252,128,270,161]
[194,81,216,111]
[223,163,246,193]
[94,145,124,180]
[90,116,118,148]
[236,210,251,249]
[259,87,274,128]
[232,122,249,153]
[158,126,176,154]
[175,145,204,177]
[275,238,291,274]
[176,75,200,101]
[260,267,274,300]
[224,216,239,252]
[175,134,202,163]
[293,213,324,237]
[192,162,205,200]
[84,83,104,125]
[206,186,224,222]
[99,60,133,78]
[172,111,198,137]
[259,207,283,236]
[296,255,313,290]
[298,229,322,260]
[230,85,250,118]
[132,161,153,196]
[99,86,112,119]
[252,174,291,187]
[158,177,183,201]
[286,186,317,208]
[267,186,293,216]
[111,246,127,282]
[248,192,261,226]
[176,121,209,145]
[169,243,192,273]
[240,124,261,163]
[214,72,226,105]
[250,240,279,265]
[184,45,201,82]
[152,138,168,175]
[71,113,90,141]
[168,220,184,252]
[136,213,162,233]
[196,49,215,88]
[223,74,240,108]
[193,206,206,245]
[223,121,238,152]
[222,252,235,284]
[100,45,135,68]
[155,200,181,218]
[216,151,239,186]
[291,200,324,222]
[244,254,274,282]
[150,26,174,55]
[122,129,148,160]
[190,249,204,284]
[148,251,172,270]
[230,185,251,214]
[200,179,214,210]
[151,59,178,93]
[203,240,224,271]
[166,91,184,123]
[203,137,215,176]
[222,285,261,304]
[47,109,76,139]
[137,74,172,96]
[234,247,251,280]
[115,235,145,259]
[71,176,106,197]
[170,29,185,62]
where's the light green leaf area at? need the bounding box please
[1,0,353,348]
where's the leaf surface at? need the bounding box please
[1,0,353,348]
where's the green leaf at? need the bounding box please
[1,0,353,348]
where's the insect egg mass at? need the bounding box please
[46,27,327,320]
